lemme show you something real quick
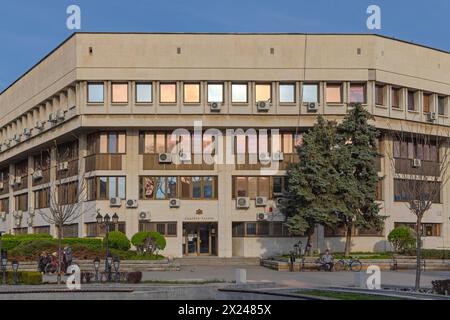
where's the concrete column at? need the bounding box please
[8,163,14,234]
[217,162,233,257]
[27,155,33,234]
[78,133,87,237]
[49,146,57,238]
[125,129,140,240]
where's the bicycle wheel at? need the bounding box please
[334,260,345,272]
[350,260,362,272]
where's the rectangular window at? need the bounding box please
[394,222,441,237]
[203,177,214,199]
[326,83,342,103]
[231,84,248,103]
[246,223,257,236]
[394,179,441,203]
[58,181,78,205]
[139,222,177,237]
[272,177,284,195]
[236,177,248,197]
[87,83,104,103]
[0,198,9,213]
[167,177,177,199]
[181,177,191,199]
[279,83,296,103]
[423,93,431,113]
[248,177,257,199]
[160,83,177,103]
[183,83,200,103]
[141,177,155,199]
[34,188,50,209]
[192,177,202,199]
[283,133,293,154]
[258,177,270,198]
[207,83,224,103]
[438,96,446,116]
[155,177,166,200]
[61,224,79,238]
[144,133,155,153]
[349,83,366,103]
[34,226,51,235]
[408,90,416,111]
[255,84,271,102]
[302,84,318,103]
[136,83,153,103]
[375,84,385,105]
[15,193,28,211]
[111,83,128,103]
[392,87,401,108]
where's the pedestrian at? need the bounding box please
[321,249,334,271]
[63,244,73,270]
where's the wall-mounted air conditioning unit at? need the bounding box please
[139,211,150,220]
[257,212,269,221]
[35,121,45,131]
[13,134,21,142]
[209,102,221,112]
[27,216,34,226]
[0,212,6,221]
[159,153,172,163]
[272,151,284,162]
[32,170,43,180]
[109,197,122,207]
[15,176,22,185]
[169,198,180,208]
[9,176,15,187]
[307,102,318,112]
[179,152,191,163]
[412,158,422,168]
[257,100,271,112]
[236,197,250,209]
[275,197,284,206]
[427,112,436,122]
[126,199,138,208]
[259,152,271,163]
[255,196,268,207]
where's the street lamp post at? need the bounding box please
[1,256,7,285]
[96,212,119,282]
[93,257,100,282]
[11,260,19,285]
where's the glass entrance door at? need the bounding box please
[183,223,217,256]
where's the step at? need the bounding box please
[175,257,260,266]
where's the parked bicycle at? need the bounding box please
[334,257,362,272]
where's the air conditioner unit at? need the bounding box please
[56,110,65,121]
[15,176,22,185]
[4,140,11,147]
[275,197,284,206]
[15,219,21,227]
[109,197,122,207]
[257,100,271,112]
[126,199,138,208]
[257,212,269,221]
[23,128,31,137]
[58,161,69,171]
[427,112,436,122]
[139,211,150,220]
[169,198,180,208]
[35,121,45,130]
[272,151,284,162]
[159,153,172,164]
[210,102,221,112]
[27,216,33,226]
[32,170,43,180]
[255,196,268,207]
[9,176,15,187]
[48,113,57,123]
[0,212,6,221]
[13,134,21,142]
[179,152,191,163]
[412,158,422,168]
[259,152,271,163]
[236,197,250,209]
[15,210,23,218]
[307,102,318,112]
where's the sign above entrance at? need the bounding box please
[184,216,216,221]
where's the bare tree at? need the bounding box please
[36,139,89,284]
[386,124,450,290]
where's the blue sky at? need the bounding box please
[0,0,448,92]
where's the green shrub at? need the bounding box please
[2,234,54,251]
[61,238,102,249]
[6,271,42,285]
[131,231,166,255]
[9,240,56,258]
[388,227,416,253]
[105,231,131,251]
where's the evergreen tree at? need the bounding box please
[281,116,341,254]
[336,103,384,256]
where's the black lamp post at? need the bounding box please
[11,260,19,285]
[113,256,120,283]
[96,212,119,282]
[1,256,7,285]
[93,257,100,282]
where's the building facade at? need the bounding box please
[0,33,449,258]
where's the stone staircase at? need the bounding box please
[174,257,261,266]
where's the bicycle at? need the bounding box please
[333,257,362,272]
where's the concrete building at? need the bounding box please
[0,33,449,258]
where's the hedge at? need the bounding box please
[106,231,131,251]
[2,236,103,252]
[5,271,42,285]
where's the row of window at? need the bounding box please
[393,179,441,203]
[233,176,288,199]
[394,222,441,237]
[87,82,368,105]
[324,222,441,237]
[393,138,439,161]
[232,222,290,237]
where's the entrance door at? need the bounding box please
[183,223,217,256]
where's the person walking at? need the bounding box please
[63,244,73,272]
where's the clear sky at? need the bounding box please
[0,0,448,92]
